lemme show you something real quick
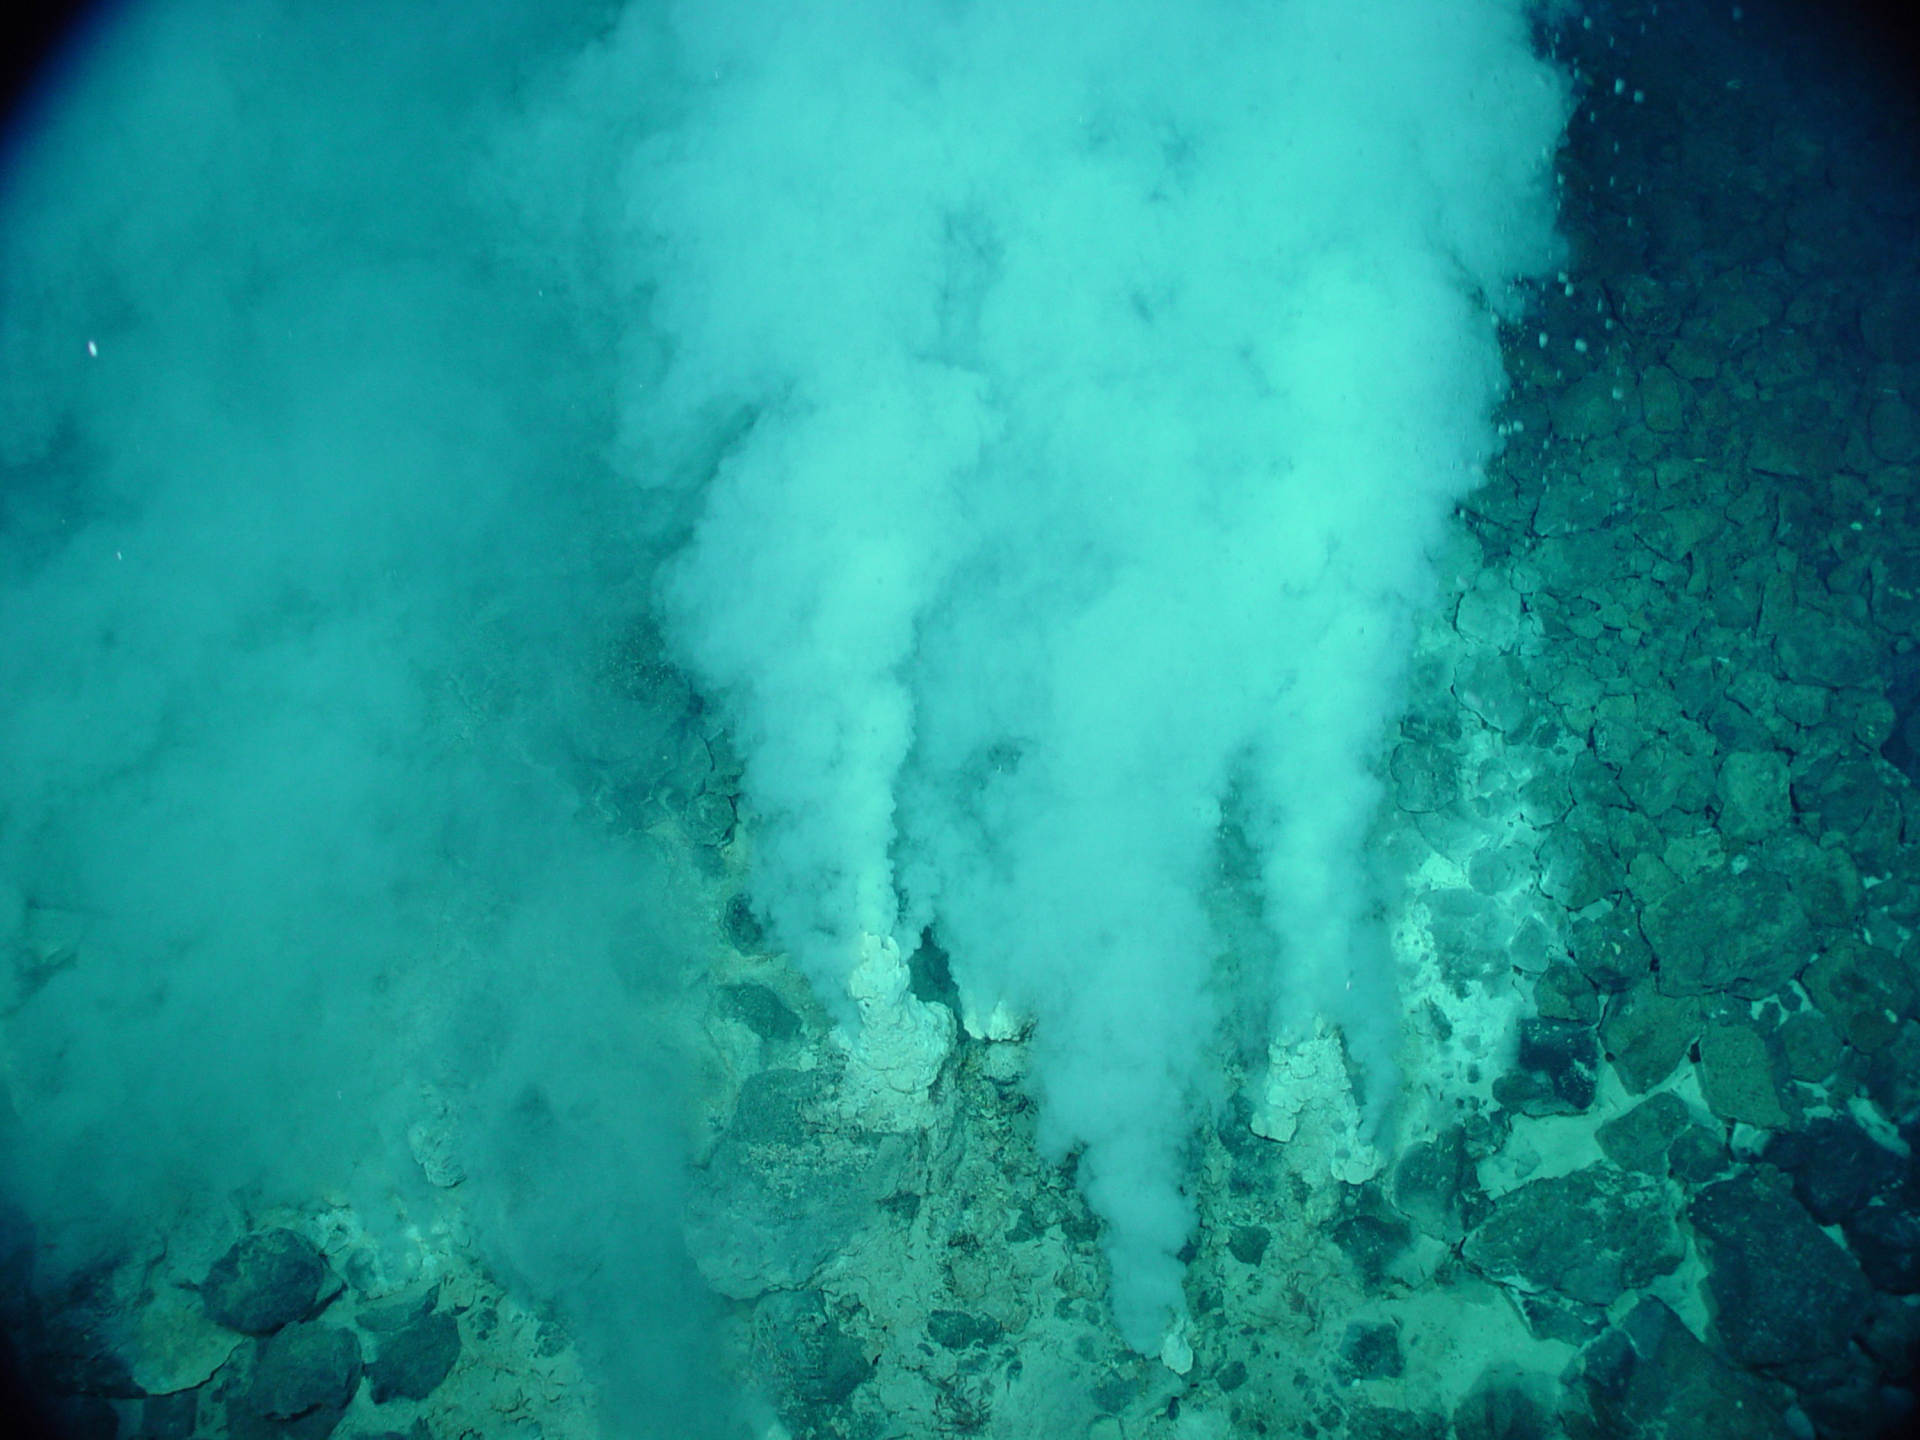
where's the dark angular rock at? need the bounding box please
[1391,739,1458,813]
[1462,1164,1682,1307]
[1861,1294,1920,1379]
[1454,653,1536,734]
[726,1066,825,1145]
[719,982,800,1042]
[1333,1213,1412,1285]
[1618,734,1716,819]
[1791,756,1902,848]
[1696,1022,1789,1129]
[1512,1291,1606,1346]
[1597,1092,1690,1175]
[1495,1019,1599,1115]
[1690,1170,1872,1367]
[202,1230,330,1336]
[1642,869,1810,999]
[925,1309,1001,1351]
[1843,1203,1920,1294]
[1344,1403,1448,1439]
[1225,1224,1270,1266]
[1765,832,1864,930]
[722,893,766,952]
[1805,941,1916,1054]
[1763,1120,1905,1223]
[25,1270,142,1400]
[1777,1008,1844,1082]
[1868,1021,1920,1123]
[1569,1297,1793,1440]
[246,1321,362,1421]
[1534,962,1600,1023]
[1566,907,1651,993]
[367,1311,460,1404]
[36,1395,117,1440]
[1668,1126,1730,1184]
[1600,983,1700,1093]
[1538,825,1624,912]
[1716,750,1791,842]
[1773,611,1881,690]
[1339,1320,1403,1380]
[1426,886,1514,984]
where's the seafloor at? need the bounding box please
[8,2,1920,1438]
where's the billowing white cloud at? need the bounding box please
[611,0,1569,1347]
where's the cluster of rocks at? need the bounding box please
[9,1226,462,1440]
[1345,2,1920,1434]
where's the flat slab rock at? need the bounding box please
[1462,1163,1682,1307]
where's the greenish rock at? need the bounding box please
[1599,983,1700,1094]
[1772,611,1882,690]
[1454,653,1535,733]
[1667,1127,1729,1184]
[1696,1023,1789,1129]
[720,982,801,1042]
[1641,868,1810,998]
[1792,756,1903,854]
[1462,1164,1682,1307]
[1453,1369,1554,1440]
[1534,962,1600,1024]
[1391,739,1457,813]
[1637,365,1688,432]
[1768,832,1864,928]
[1691,1171,1871,1368]
[1391,1129,1475,1245]
[1715,751,1790,842]
[1226,1225,1270,1266]
[1596,1092,1690,1174]
[1538,825,1624,913]
[1339,1320,1404,1380]
[1867,1021,1920,1123]
[247,1321,362,1421]
[1549,370,1628,442]
[926,1309,1002,1350]
[367,1312,459,1404]
[685,1069,911,1299]
[202,1230,331,1337]
[1570,1298,1794,1440]
[1617,734,1717,819]
[1333,1212,1414,1284]
[1566,906,1651,993]
[1777,1008,1845,1082]
[1454,580,1523,650]
[1804,940,1914,1053]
